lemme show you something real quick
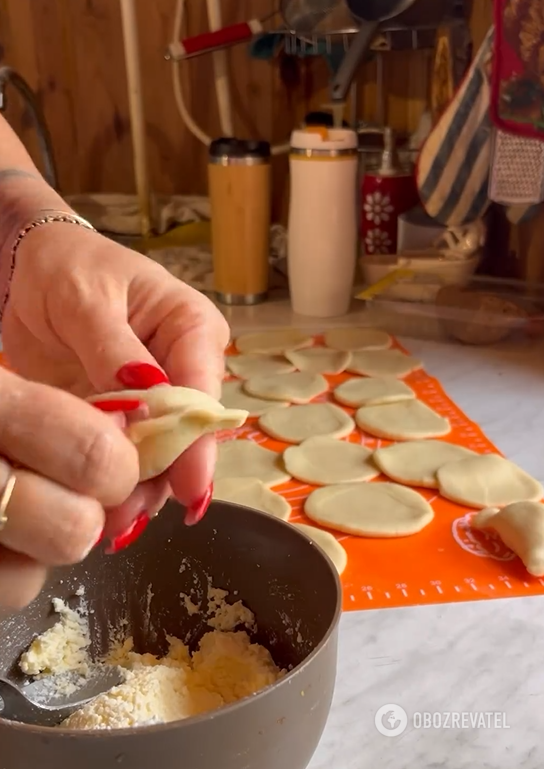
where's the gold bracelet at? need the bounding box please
[0,209,97,319]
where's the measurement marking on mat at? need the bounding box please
[488,584,495,590]
[420,589,426,596]
[539,579,544,587]
[366,592,373,600]
[435,585,443,594]
[385,592,391,599]
[503,581,512,589]
[401,589,408,597]
[349,595,355,602]
[454,586,460,592]
[470,583,477,591]
[524,582,530,588]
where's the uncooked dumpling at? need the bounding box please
[334,377,415,407]
[89,387,248,482]
[259,403,354,444]
[213,477,291,520]
[355,400,451,440]
[292,523,348,575]
[374,440,477,488]
[437,454,543,508]
[285,347,351,375]
[215,440,291,488]
[473,502,544,577]
[226,354,295,379]
[305,482,434,537]
[348,349,422,378]
[324,327,391,351]
[283,436,379,484]
[221,381,289,417]
[244,372,329,404]
[234,329,313,355]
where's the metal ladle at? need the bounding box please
[0,666,123,727]
[330,0,417,102]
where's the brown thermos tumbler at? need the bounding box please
[208,138,271,305]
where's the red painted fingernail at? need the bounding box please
[106,512,150,554]
[116,362,170,390]
[92,399,143,413]
[185,484,213,527]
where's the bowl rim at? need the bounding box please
[0,504,343,738]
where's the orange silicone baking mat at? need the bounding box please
[222,335,544,613]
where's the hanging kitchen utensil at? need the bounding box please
[330,0,417,103]
[490,0,544,141]
[488,128,544,206]
[416,27,494,227]
[167,0,342,60]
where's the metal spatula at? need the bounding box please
[0,666,123,727]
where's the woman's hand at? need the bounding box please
[0,222,229,607]
[0,367,140,608]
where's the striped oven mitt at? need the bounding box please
[416,28,495,226]
[417,27,540,226]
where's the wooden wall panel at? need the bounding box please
[0,0,494,214]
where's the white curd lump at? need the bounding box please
[19,588,283,731]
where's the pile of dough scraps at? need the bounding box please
[215,327,544,577]
[19,590,283,731]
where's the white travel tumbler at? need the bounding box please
[287,127,359,318]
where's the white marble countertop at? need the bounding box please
[220,295,544,769]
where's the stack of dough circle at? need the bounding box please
[436,454,544,508]
[221,381,289,417]
[259,403,355,444]
[213,477,291,520]
[244,372,329,404]
[292,523,348,575]
[215,440,291,488]
[373,440,477,488]
[226,354,295,379]
[234,329,313,354]
[285,347,351,375]
[334,376,415,407]
[305,482,434,537]
[347,349,422,378]
[324,327,392,351]
[283,436,379,485]
[355,400,451,440]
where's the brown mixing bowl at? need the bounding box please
[0,500,341,769]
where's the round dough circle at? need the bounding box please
[355,400,451,440]
[373,440,477,488]
[283,436,379,485]
[437,454,544,508]
[285,347,351,375]
[348,349,422,379]
[244,372,329,404]
[226,354,295,379]
[215,440,291,488]
[259,403,355,444]
[292,523,348,575]
[334,376,415,407]
[234,329,313,355]
[221,381,289,417]
[324,327,391,351]
[305,482,434,537]
[213,477,291,520]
